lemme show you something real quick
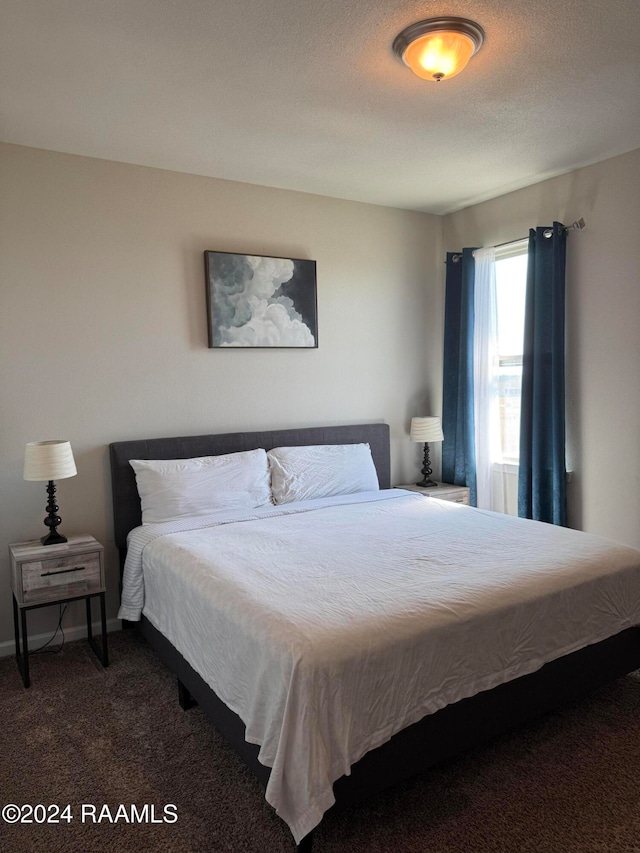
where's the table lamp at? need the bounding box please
[24,440,77,545]
[410,417,444,488]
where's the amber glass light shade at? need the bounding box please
[404,31,475,81]
[393,17,485,83]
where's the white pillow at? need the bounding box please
[267,443,379,505]
[130,449,272,524]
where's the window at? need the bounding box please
[494,241,528,463]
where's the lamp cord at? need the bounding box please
[29,603,68,654]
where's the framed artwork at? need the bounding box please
[204,250,318,348]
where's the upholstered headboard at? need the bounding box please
[109,422,391,569]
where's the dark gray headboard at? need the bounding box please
[109,423,390,568]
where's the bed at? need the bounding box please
[109,423,640,851]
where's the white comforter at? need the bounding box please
[118,490,640,842]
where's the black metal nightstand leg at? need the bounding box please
[100,593,109,667]
[22,608,30,687]
[13,596,29,688]
[86,593,109,668]
[86,597,93,642]
[13,598,31,689]
[13,595,20,661]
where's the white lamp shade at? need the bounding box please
[24,440,77,481]
[410,417,444,443]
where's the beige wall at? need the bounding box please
[0,143,442,648]
[444,147,640,547]
[3,141,638,652]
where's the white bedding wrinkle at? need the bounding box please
[118,491,640,843]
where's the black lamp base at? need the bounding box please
[415,442,438,489]
[41,530,68,546]
[41,480,67,546]
[415,477,438,489]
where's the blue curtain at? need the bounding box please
[518,222,567,525]
[442,248,477,506]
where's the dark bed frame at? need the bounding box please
[109,423,640,851]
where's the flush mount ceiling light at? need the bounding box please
[393,16,485,82]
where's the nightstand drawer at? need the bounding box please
[395,483,471,505]
[21,552,102,603]
[435,491,470,505]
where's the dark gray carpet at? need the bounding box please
[2,630,640,853]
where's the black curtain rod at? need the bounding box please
[447,218,586,262]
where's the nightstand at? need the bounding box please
[395,482,471,505]
[9,535,108,688]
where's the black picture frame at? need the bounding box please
[204,250,318,348]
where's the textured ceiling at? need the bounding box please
[1,0,639,213]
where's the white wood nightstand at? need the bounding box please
[9,534,108,687]
[395,482,471,505]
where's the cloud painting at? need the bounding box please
[205,251,317,348]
